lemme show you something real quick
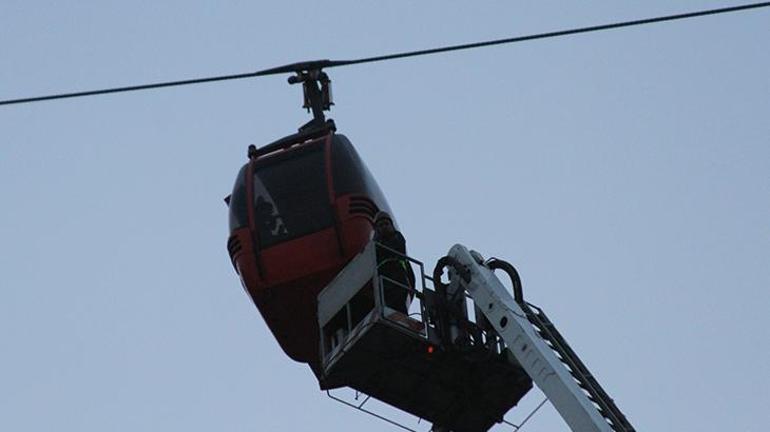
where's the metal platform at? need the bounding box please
[317,241,532,432]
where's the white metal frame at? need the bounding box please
[447,244,614,432]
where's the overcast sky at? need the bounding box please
[2,1,769,431]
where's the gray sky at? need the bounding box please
[1,1,768,431]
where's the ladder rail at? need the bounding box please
[523,303,635,431]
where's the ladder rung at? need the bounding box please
[519,300,636,431]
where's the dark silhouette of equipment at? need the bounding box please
[317,242,637,432]
[223,67,636,431]
[317,242,532,432]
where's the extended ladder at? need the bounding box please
[445,244,636,432]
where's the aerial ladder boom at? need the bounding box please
[446,244,636,432]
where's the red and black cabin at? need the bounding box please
[227,126,395,366]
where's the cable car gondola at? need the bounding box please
[226,68,396,371]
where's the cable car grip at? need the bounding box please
[288,68,333,128]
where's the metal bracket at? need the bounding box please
[288,69,333,130]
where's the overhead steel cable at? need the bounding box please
[0,71,268,106]
[1,1,769,106]
[332,1,770,67]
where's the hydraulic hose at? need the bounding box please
[485,258,524,303]
[432,255,470,295]
[431,256,472,349]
